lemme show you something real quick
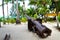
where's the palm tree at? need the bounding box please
[12,0,14,15]
[2,0,5,24]
[16,0,21,24]
[10,0,25,24]
[22,0,25,14]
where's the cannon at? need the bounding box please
[26,15,42,31]
[32,21,51,38]
[36,18,42,24]
[25,15,52,38]
[25,15,33,31]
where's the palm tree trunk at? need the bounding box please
[2,0,5,24]
[16,0,21,24]
[23,0,25,16]
[12,0,14,23]
[56,12,59,28]
[16,0,19,19]
[55,3,59,28]
[12,0,14,15]
[7,3,9,24]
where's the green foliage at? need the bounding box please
[20,17,27,22]
[38,7,46,15]
[29,0,52,17]
[38,7,50,15]
[29,0,52,6]
[29,0,37,5]
[6,18,16,23]
[5,17,27,23]
[58,15,60,22]
[34,13,38,19]
[0,18,2,22]
[55,0,60,12]
[18,4,23,15]
[4,0,11,3]
[26,7,36,17]
[0,17,7,23]
[47,18,53,21]
[10,18,16,23]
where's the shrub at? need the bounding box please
[0,18,2,22]
[58,16,60,22]
[21,17,27,22]
[34,13,38,19]
[47,18,53,21]
[10,18,16,23]
[6,18,16,23]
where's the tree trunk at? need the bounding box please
[12,0,14,23]
[55,3,60,28]
[16,0,21,24]
[54,1,60,29]
[23,0,25,16]
[56,12,59,28]
[7,3,9,24]
[12,0,14,15]
[2,0,5,24]
[0,22,1,27]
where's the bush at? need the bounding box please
[47,18,53,21]
[58,16,60,22]
[21,17,27,22]
[10,18,16,23]
[0,18,2,22]
[34,13,38,19]
[6,18,16,23]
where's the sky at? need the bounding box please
[0,0,30,18]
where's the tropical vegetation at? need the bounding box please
[0,0,60,28]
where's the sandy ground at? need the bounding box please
[0,22,60,40]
